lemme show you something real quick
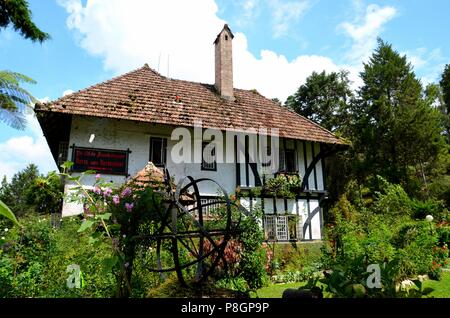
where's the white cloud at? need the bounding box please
[38,96,50,103]
[339,4,397,64]
[0,113,57,181]
[269,0,309,38]
[63,89,74,96]
[235,0,261,27]
[404,47,446,85]
[233,33,340,99]
[58,0,340,102]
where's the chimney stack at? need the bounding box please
[214,24,234,101]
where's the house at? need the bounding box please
[35,25,347,241]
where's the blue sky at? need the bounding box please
[1,0,449,180]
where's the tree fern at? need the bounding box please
[0,70,37,130]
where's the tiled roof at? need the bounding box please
[35,64,346,145]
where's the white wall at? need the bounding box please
[63,116,326,226]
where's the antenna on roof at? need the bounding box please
[167,54,170,80]
[157,52,161,73]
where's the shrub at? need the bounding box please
[238,209,269,290]
[25,172,63,215]
[372,180,414,217]
[322,182,441,296]
[410,199,446,220]
[0,214,116,297]
[437,225,450,248]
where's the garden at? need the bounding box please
[0,163,449,298]
[1,10,450,298]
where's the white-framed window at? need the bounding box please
[57,141,69,166]
[279,149,297,173]
[200,197,221,217]
[264,215,302,241]
[150,137,167,167]
[201,142,216,171]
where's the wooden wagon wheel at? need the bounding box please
[133,168,248,286]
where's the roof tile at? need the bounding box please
[35,65,346,145]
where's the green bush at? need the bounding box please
[25,172,63,215]
[321,180,443,296]
[437,226,450,247]
[267,242,323,273]
[238,209,269,290]
[410,199,446,220]
[0,214,116,297]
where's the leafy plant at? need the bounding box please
[264,174,302,198]
[0,199,19,226]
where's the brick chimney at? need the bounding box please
[214,24,234,101]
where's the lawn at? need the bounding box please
[423,271,450,298]
[252,272,450,298]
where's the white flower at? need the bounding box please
[400,279,415,291]
[425,215,434,222]
[4,228,8,232]
[1,237,4,240]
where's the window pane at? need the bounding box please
[285,150,296,172]
[202,142,216,170]
[150,138,165,166]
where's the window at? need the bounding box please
[261,144,272,167]
[57,141,69,167]
[201,142,216,171]
[285,150,297,173]
[264,215,303,241]
[150,137,167,167]
[200,197,221,218]
[279,149,297,173]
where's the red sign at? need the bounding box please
[71,146,129,175]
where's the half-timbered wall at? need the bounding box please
[61,116,326,240]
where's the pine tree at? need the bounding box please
[0,0,49,43]
[352,39,447,195]
[439,64,450,143]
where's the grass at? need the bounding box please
[251,281,332,298]
[423,271,450,298]
[251,272,450,298]
[251,282,304,298]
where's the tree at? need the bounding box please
[285,70,354,203]
[0,0,49,130]
[285,70,353,132]
[439,64,450,143]
[0,164,40,216]
[351,39,447,195]
[0,70,37,129]
[0,0,50,43]
[26,171,63,215]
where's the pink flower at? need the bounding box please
[112,195,120,205]
[95,174,101,180]
[93,186,102,195]
[125,203,134,213]
[103,188,113,197]
[121,187,132,197]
